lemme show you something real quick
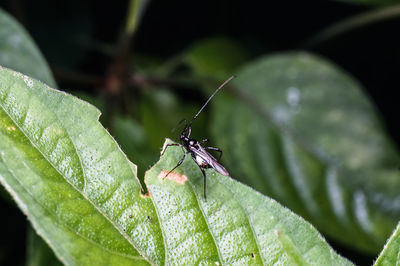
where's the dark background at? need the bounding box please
[0,0,399,265]
[2,1,398,144]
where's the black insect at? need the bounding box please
[162,76,235,201]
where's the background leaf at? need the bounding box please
[305,5,400,47]
[112,115,158,179]
[185,37,249,79]
[145,139,353,265]
[211,52,400,253]
[0,8,56,87]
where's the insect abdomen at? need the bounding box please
[195,154,209,167]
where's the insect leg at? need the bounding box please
[205,146,223,161]
[199,167,207,201]
[199,138,209,144]
[161,143,181,156]
[164,150,189,178]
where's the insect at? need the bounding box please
[162,76,235,201]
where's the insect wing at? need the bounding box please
[208,158,229,176]
[189,145,230,176]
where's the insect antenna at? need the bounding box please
[172,118,187,133]
[187,75,235,128]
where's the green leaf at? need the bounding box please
[0,9,55,87]
[0,66,162,265]
[0,66,353,265]
[185,37,248,79]
[374,222,400,265]
[211,52,400,253]
[145,139,353,265]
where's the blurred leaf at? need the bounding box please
[146,139,353,265]
[305,5,400,47]
[134,54,165,74]
[0,66,355,265]
[211,52,400,253]
[374,222,400,265]
[112,116,158,179]
[333,0,400,7]
[140,88,180,150]
[0,67,161,265]
[71,91,106,113]
[70,91,110,126]
[185,37,248,79]
[126,0,150,35]
[140,87,206,150]
[0,8,55,87]
[26,226,63,266]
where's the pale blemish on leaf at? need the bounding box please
[158,170,187,185]
[6,125,16,131]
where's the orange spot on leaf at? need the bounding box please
[158,170,188,185]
